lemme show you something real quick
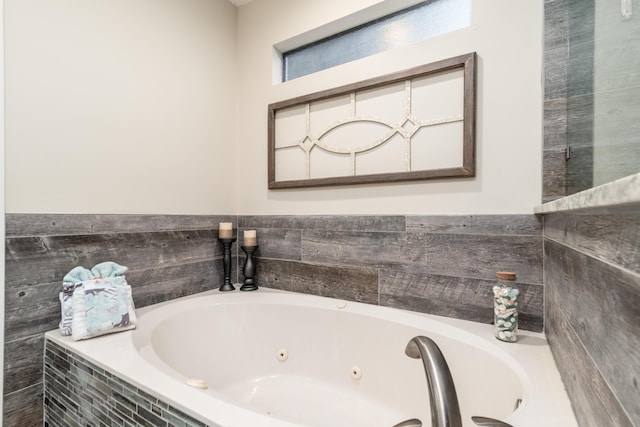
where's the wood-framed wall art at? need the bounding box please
[268,52,476,189]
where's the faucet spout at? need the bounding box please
[405,336,463,427]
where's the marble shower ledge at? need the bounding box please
[535,172,640,214]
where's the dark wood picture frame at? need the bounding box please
[268,52,476,189]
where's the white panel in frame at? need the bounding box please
[268,52,476,189]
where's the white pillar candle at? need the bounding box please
[219,222,233,239]
[243,229,257,246]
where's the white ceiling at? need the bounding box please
[227,0,253,6]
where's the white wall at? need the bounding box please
[4,0,238,214]
[4,0,544,217]
[1,0,5,415]
[237,0,543,214]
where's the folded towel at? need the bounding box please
[59,267,93,336]
[58,262,137,339]
[91,261,128,278]
[71,277,137,340]
[63,266,93,285]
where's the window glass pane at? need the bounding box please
[283,0,471,81]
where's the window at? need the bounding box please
[281,0,471,82]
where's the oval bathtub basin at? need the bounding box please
[131,289,576,427]
[46,289,578,427]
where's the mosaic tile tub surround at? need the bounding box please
[44,339,211,427]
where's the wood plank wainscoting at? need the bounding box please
[4,214,234,426]
[543,208,640,427]
[237,215,543,330]
[4,213,542,426]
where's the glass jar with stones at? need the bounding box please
[493,271,519,342]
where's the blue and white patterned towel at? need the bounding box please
[59,266,94,336]
[58,262,137,340]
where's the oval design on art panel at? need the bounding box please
[316,121,396,154]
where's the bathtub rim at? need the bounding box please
[44,287,578,427]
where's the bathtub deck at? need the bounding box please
[44,288,578,427]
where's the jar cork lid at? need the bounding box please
[496,271,516,280]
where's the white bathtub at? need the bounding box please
[46,289,578,427]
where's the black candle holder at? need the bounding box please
[240,245,258,291]
[218,237,236,291]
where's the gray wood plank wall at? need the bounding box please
[543,2,640,423]
[544,0,596,200]
[3,214,233,426]
[238,214,544,332]
[544,0,640,201]
[543,0,570,202]
[543,207,640,427]
[4,213,544,426]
